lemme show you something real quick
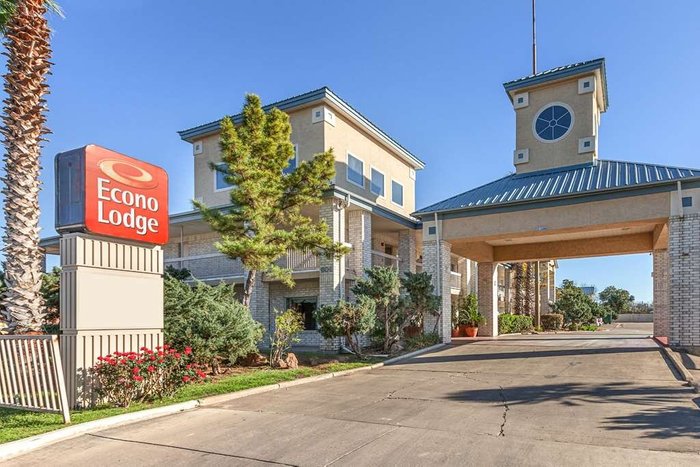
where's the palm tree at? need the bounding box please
[0,0,61,333]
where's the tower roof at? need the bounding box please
[503,58,608,111]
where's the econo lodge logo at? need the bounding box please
[84,145,168,245]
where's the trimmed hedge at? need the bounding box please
[498,313,533,334]
[541,313,564,331]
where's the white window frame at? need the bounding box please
[369,166,385,198]
[283,144,298,175]
[391,179,404,207]
[346,152,365,188]
[214,162,234,192]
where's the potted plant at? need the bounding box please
[456,293,479,337]
[463,307,484,337]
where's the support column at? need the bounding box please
[398,229,417,275]
[250,273,270,334]
[478,262,499,337]
[422,239,452,343]
[669,214,700,350]
[347,209,372,278]
[652,249,670,340]
[318,197,347,351]
[504,266,512,314]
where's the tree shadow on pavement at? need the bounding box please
[446,383,700,439]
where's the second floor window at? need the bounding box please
[283,144,298,175]
[392,180,403,206]
[215,163,234,191]
[370,168,384,196]
[347,153,364,187]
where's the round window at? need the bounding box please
[533,103,573,142]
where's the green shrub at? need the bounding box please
[541,313,564,331]
[498,313,533,334]
[404,332,440,351]
[269,309,304,367]
[552,280,594,328]
[315,296,376,356]
[164,276,264,373]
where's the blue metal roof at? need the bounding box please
[414,160,700,216]
[503,58,609,111]
[177,87,425,169]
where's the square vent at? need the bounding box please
[311,106,336,126]
[578,136,596,154]
[409,168,416,180]
[513,148,529,165]
[578,76,595,94]
[193,141,203,155]
[513,92,529,109]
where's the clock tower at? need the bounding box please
[504,58,608,173]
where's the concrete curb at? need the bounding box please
[1,342,449,460]
[200,342,448,406]
[0,400,199,462]
[656,341,699,393]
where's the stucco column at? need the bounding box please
[504,266,512,314]
[398,229,418,275]
[669,214,700,350]
[422,239,452,343]
[318,197,347,351]
[347,209,372,278]
[652,249,670,340]
[478,262,499,337]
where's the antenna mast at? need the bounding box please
[532,0,537,74]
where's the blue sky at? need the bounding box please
[4,0,699,302]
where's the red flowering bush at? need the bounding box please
[91,344,206,407]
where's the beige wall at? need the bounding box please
[324,110,417,216]
[190,104,417,218]
[193,107,325,207]
[514,74,600,173]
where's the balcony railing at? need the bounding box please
[371,250,400,269]
[275,249,318,271]
[164,249,320,281]
[450,271,462,291]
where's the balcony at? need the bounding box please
[165,249,320,282]
[371,250,400,269]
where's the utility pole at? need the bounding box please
[532,0,537,74]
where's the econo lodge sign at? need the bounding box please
[55,145,169,245]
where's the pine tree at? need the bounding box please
[195,94,349,307]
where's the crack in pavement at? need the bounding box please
[323,426,400,466]
[498,385,509,437]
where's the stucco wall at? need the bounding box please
[514,74,599,173]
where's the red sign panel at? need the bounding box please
[83,145,169,245]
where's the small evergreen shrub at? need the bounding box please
[498,313,534,334]
[164,276,264,373]
[404,332,440,351]
[315,297,376,356]
[269,309,304,367]
[541,313,564,331]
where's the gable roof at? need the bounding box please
[503,58,609,111]
[177,87,425,169]
[414,159,700,216]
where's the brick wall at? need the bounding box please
[268,279,323,347]
[422,239,452,342]
[653,249,670,338]
[669,213,700,349]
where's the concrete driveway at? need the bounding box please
[9,324,700,466]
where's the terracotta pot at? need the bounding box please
[403,325,421,338]
[465,326,478,338]
[451,328,460,338]
[458,324,469,337]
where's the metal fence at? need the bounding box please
[0,335,71,423]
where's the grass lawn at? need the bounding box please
[0,359,377,445]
